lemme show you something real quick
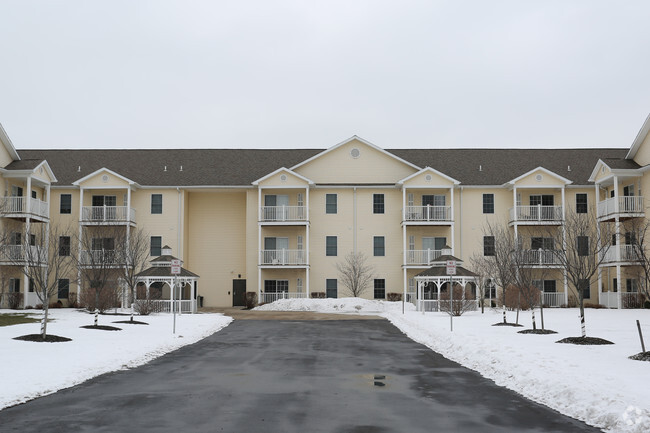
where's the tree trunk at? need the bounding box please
[94,289,100,326]
[515,291,521,325]
[540,304,545,330]
[531,309,536,330]
[579,301,586,338]
[41,305,49,339]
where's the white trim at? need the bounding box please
[252,167,314,186]
[290,135,421,172]
[72,167,137,186]
[0,122,20,161]
[625,112,650,160]
[397,166,460,185]
[506,166,573,186]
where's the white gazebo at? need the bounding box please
[134,246,200,313]
[413,246,479,312]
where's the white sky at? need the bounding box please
[0,0,649,150]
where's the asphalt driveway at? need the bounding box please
[0,316,601,432]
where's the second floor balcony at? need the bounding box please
[259,206,307,223]
[517,249,562,266]
[509,205,563,224]
[405,249,442,266]
[81,206,136,225]
[259,249,308,266]
[601,245,641,264]
[597,196,644,220]
[0,196,49,221]
[0,245,47,265]
[80,250,126,267]
[403,205,452,223]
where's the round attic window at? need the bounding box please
[102,175,109,183]
[425,174,433,182]
[280,174,288,182]
[39,167,43,174]
[535,174,543,182]
[350,148,361,159]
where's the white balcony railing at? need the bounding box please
[259,292,307,304]
[404,205,452,222]
[260,249,307,265]
[80,250,125,266]
[0,196,49,219]
[597,196,644,219]
[599,292,646,309]
[602,245,640,263]
[509,205,563,223]
[81,206,136,224]
[405,249,442,265]
[518,249,561,266]
[541,292,565,307]
[0,245,46,262]
[259,206,307,222]
[135,300,196,314]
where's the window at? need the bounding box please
[59,236,71,256]
[60,194,72,214]
[483,236,495,256]
[9,278,20,293]
[626,279,638,293]
[150,236,162,256]
[29,278,35,292]
[326,236,337,256]
[58,279,69,299]
[29,234,36,246]
[374,279,386,299]
[531,237,554,250]
[530,195,554,206]
[577,236,589,256]
[534,280,556,293]
[373,194,385,214]
[623,185,635,197]
[625,232,637,245]
[326,279,337,298]
[326,194,337,214]
[373,236,385,256]
[576,194,588,214]
[151,194,163,214]
[264,280,289,293]
[613,278,618,293]
[483,194,494,214]
[579,279,590,299]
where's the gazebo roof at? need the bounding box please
[415,266,478,278]
[135,266,199,278]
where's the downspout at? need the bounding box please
[353,187,357,254]
[459,186,463,259]
[177,188,182,259]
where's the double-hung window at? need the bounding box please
[373,236,385,256]
[576,194,587,214]
[150,236,162,256]
[151,194,163,214]
[373,194,384,214]
[374,279,386,299]
[60,194,72,214]
[326,236,337,256]
[483,194,494,214]
[326,194,337,214]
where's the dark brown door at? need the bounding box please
[233,279,246,307]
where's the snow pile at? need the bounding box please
[255,298,650,433]
[255,297,416,314]
[0,309,232,410]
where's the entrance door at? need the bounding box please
[232,279,246,307]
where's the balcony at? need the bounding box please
[259,249,307,266]
[259,206,307,224]
[541,292,565,307]
[81,206,136,225]
[405,249,442,266]
[0,196,49,221]
[0,245,47,265]
[517,249,561,266]
[601,245,640,264]
[259,292,308,304]
[80,250,126,267]
[509,205,563,224]
[403,206,452,224]
[597,196,644,220]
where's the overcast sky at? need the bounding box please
[0,1,649,150]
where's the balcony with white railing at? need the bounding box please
[81,206,136,225]
[0,245,46,264]
[259,249,307,266]
[541,292,565,307]
[597,196,644,220]
[518,249,561,266]
[509,205,563,224]
[405,249,442,266]
[259,292,307,304]
[0,196,49,221]
[403,206,452,223]
[259,206,307,223]
[601,245,640,264]
[80,250,126,267]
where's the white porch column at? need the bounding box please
[191,280,196,313]
[450,186,455,254]
[77,187,84,301]
[595,184,603,299]
[513,186,518,240]
[258,186,262,302]
[403,268,407,305]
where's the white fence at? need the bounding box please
[519,249,561,266]
[599,292,646,309]
[405,249,442,265]
[597,196,644,218]
[0,196,49,219]
[260,249,307,265]
[541,292,565,307]
[0,245,46,262]
[81,206,136,223]
[404,205,452,222]
[259,206,307,222]
[259,292,307,304]
[417,299,478,312]
[602,245,640,263]
[509,205,563,222]
[137,300,196,313]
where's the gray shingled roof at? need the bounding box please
[17,147,631,187]
[4,159,45,170]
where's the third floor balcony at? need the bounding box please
[403,205,452,224]
[597,196,644,221]
[509,205,563,225]
[80,206,136,226]
[259,206,307,224]
[0,196,49,222]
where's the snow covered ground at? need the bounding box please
[0,309,232,410]
[257,298,650,433]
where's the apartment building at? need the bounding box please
[1,115,649,309]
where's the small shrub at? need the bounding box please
[7,292,23,310]
[245,292,258,309]
[80,287,120,313]
[585,303,606,309]
[68,292,79,309]
[34,303,43,310]
[386,293,402,302]
[310,292,326,299]
[623,294,645,309]
[504,285,533,311]
[644,300,650,309]
[49,300,64,309]
[133,286,163,315]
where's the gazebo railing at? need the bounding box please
[135,299,195,314]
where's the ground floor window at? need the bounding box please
[374,279,385,299]
[579,279,590,298]
[9,278,20,293]
[626,279,638,293]
[58,279,69,299]
[264,280,288,293]
[326,279,337,298]
[534,280,556,292]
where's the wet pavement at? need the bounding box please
[0,318,602,432]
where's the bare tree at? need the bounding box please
[481,221,517,323]
[5,224,76,339]
[548,209,612,337]
[511,240,553,330]
[469,253,494,314]
[439,283,477,316]
[621,218,650,307]
[336,252,374,297]
[115,227,151,312]
[76,225,124,325]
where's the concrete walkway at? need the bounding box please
[0,316,601,432]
